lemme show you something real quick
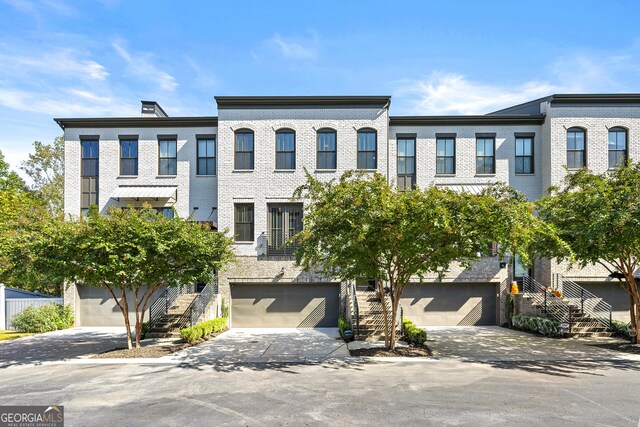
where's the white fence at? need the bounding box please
[1,285,63,330]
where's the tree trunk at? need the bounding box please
[377,280,390,349]
[389,295,399,351]
[622,272,639,344]
[120,289,133,350]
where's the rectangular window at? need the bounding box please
[436,137,455,174]
[276,131,295,169]
[234,204,254,242]
[267,204,303,256]
[567,129,586,169]
[515,136,534,174]
[357,130,377,169]
[197,137,216,175]
[158,139,177,175]
[157,207,174,219]
[120,139,138,176]
[397,137,416,191]
[476,137,495,174]
[235,131,254,170]
[317,130,337,169]
[81,139,99,212]
[608,128,627,169]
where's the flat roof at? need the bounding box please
[215,95,391,109]
[54,116,218,129]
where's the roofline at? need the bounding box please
[389,114,546,126]
[215,96,391,108]
[550,93,640,104]
[141,100,168,117]
[488,96,552,115]
[54,117,218,130]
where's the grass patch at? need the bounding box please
[0,330,34,341]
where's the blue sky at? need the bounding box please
[1,0,640,177]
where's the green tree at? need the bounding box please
[7,206,235,349]
[293,171,555,350]
[537,163,640,343]
[0,149,27,192]
[21,137,64,215]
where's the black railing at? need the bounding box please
[174,277,218,330]
[147,283,196,329]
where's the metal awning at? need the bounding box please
[110,186,177,200]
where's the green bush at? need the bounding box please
[180,317,228,344]
[611,320,632,339]
[402,318,427,346]
[220,298,229,319]
[338,317,351,334]
[512,314,562,337]
[12,304,74,333]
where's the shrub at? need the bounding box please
[220,298,229,319]
[338,317,351,334]
[611,320,632,340]
[402,318,427,346]
[12,304,74,333]
[180,317,228,344]
[512,314,562,337]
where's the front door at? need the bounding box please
[513,254,532,291]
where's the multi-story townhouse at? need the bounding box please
[56,94,636,329]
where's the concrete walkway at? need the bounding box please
[169,328,349,364]
[426,326,639,363]
[0,327,126,368]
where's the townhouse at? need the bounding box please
[56,94,638,328]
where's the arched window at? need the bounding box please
[275,129,295,169]
[357,128,377,170]
[234,129,254,170]
[316,128,337,169]
[608,127,627,169]
[566,127,586,169]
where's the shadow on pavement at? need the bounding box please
[477,358,640,378]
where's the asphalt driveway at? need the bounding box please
[0,327,126,368]
[426,326,636,362]
[171,328,349,364]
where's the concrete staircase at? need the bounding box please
[354,289,399,342]
[145,293,199,338]
[527,295,614,338]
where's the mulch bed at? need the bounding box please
[588,342,640,355]
[349,345,433,357]
[91,330,226,359]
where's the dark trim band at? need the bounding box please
[54,117,218,129]
[390,115,545,126]
[215,96,391,109]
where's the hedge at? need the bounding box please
[11,304,74,333]
[402,318,427,345]
[180,317,228,343]
[512,314,562,337]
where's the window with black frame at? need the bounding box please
[515,136,534,174]
[397,137,416,191]
[234,203,254,242]
[436,136,455,174]
[267,204,303,256]
[476,137,495,174]
[120,138,138,176]
[276,130,295,169]
[357,129,377,170]
[158,139,177,175]
[317,129,337,169]
[566,128,586,169]
[235,130,254,170]
[608,127,627,169]
[81,139,99,214]
[197,137,216,175]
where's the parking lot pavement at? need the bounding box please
[168,328,350,364]
[425,326,639,362]
[0,327,126,368]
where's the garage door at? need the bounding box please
[230,282,340,328]
[399,282,497,326]
[77,285,165,326]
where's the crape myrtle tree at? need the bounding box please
[7,205,235,349]
[537,162,640,343]
[293,170,559,350]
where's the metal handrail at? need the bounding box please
[147,283,196,329]
[175,278,218,330]
[554,274,613,329]
[349,281,360,338]
[520,275,570,325]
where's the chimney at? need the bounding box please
[141,101,168,117]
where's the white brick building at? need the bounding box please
[56,94,638,327]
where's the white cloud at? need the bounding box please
[112,40,178,91]
[396,72,560,115]
[0,49,108,81]
[268,33,318,60]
